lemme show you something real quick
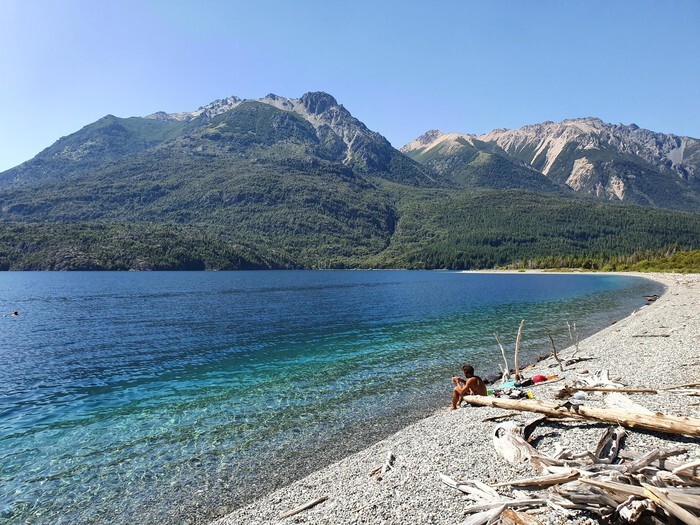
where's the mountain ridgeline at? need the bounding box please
[0,92,698,270]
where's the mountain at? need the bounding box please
[400,131,569,194]
[0,92,436,190]
[403,119,700,211]
[0,94,698,271]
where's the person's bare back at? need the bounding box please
[451,364,487,410]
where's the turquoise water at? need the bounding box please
[0,271,662,524]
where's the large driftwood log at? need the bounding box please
[462,396,700,437]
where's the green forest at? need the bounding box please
[1,188,698,271]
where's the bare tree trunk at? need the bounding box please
[461,396,700,438]
[514,320,524,381]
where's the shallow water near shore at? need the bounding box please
[0,271,663,524]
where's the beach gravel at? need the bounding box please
[212,273,699,525]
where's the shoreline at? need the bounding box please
[212,272,699,524]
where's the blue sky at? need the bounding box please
[1,0,699,172]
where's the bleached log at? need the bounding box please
[514,320,524,381]
[572,386,657,394]
[554,482,621,508]
[643,483,700,525]
[625,450,662,473]
[604,392,653,414]
[492,469,580,488]
[492,422,548,472]
[545,495,578,517]
[576,369,623,389]
[439,474,500,501]
[277,496,328,520]
[579,478,700,510]
[461,396,700,438]
[494,333,510,382]
[462,498,547,514]
[619,447,688,471]
[458,505,505,525]
[672,460,700,477]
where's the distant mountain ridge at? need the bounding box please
[403,118,700,211]
[0,92,699,271]
[0,91,436,190]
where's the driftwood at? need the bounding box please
[378,450,394,479]
[571,386,657,394]
[673,460,700,477]
[492,470,580,489]
[659,382,700,391]
[440,474,500,500]
[451,420,700,524]
[619,448,689,471]
[567,320,580,358]
[562,356,594,366]
[499,508,544,525]
[593,425,626,463]
[494,333,511,382]
[514,320,524,381]
[277,496,328,520]
[555,385,654,399]
[547,330,564,372]
[576,369,623,389]
[604,392,654,415]
[458,506,506,525]
[461,396,700,437]
[492,421,547,472]
[643,483,700,525]
[369,449,394,479]
[482,412,522,422]
[577,478,700,509]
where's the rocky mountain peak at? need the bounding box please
[299,92,339,115]
[399,130,444,152]
[145,96,244,122]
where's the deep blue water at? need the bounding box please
[0,271,663,524]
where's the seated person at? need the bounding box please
[451,364,487,410]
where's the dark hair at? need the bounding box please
[461,364,474,376]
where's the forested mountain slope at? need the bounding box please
[0,93,697,270]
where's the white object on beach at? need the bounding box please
[604,392,654,414]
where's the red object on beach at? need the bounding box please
[532,375,548,383]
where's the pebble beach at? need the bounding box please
[213,272,700,525]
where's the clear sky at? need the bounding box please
[1,0,699,172]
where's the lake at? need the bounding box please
[0,271,662,524]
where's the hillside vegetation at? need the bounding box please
[0,92,698,271]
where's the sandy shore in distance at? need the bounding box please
[213,272,699,525]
